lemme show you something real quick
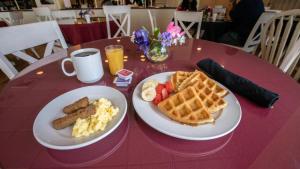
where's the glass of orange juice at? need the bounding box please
[105,45,124,75]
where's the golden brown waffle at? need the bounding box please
[170,71,193,92]
[177,71,228,97]
[158,86,214,125]
[190,80,228,113]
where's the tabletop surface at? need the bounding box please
[0,37,300,169]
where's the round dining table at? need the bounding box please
[0,37,299,169]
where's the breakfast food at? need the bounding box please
[141,87,156,101]
[52,97,119,138]
[177,71,228,97]
[141,80,158,101]
[171,71,193,92]
[114,69,133,87]
[158,86,214,125]
[189,80,227,113]
[141,70,228,126]
[72,98,119,137]
[53,105,96,130]
[141,80,173,105]
[63,97,89,114]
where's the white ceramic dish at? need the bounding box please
[33,86,127,150]
[132,72,242,140]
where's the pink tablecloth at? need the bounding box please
[59,21,118,45]
[0,21,8,27]
[0,37,300,169]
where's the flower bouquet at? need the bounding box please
[132,22,186,62]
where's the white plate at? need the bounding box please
[132,72,242,140]
[33,86,127,150]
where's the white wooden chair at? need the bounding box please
[0,21,68,80]
[52,10,77,24]
[147,9,157,34]
[33,7,53,22]
[103,5,131,39]
[0,11,23,25]
[242,12,277,53]
[259,9,300,72]
[174,11,203,39]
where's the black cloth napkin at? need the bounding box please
[197,58,279,108]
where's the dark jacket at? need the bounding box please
[230,0,265,44]
[177,0,197,11]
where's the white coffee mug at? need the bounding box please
[61,48,104,83]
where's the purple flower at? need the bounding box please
[134,29,150,54]
[159,32,172,47]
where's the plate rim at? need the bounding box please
[132,71,242,141]
[33,85,127,150]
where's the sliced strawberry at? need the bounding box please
[165,81,173,93]
[155,84,165,95]
[161,88,169,100]
[153,93,162,105]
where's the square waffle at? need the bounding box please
[171,71,193,92]
[177,71,228,97]
[190,80,228,113]
[158,86,214,125]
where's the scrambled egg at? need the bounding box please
[72,98,119,137]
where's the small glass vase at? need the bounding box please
[146,46,169,63]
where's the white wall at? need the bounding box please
[131,9,175,31]
[0,8,176,32]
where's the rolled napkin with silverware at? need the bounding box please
[196,58,279,108]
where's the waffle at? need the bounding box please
[170,71,193,92]
[190,80,228,113]
[177,71,228,97]
[158,86,214,125]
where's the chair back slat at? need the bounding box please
[269,16,284,64]
[103,5,131,39]
[0,53,18,79]
[279,39,300,72]
[286,54,300,75]
[262,21,275,60]
[44,41,55,57]
[174,11,203,39]
[293,65,300,81]
[286,21,300,54]
[12,51,38,64]
[273,15,294,66]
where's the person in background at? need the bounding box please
[218,0,265,46]
[177,0,198,11]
